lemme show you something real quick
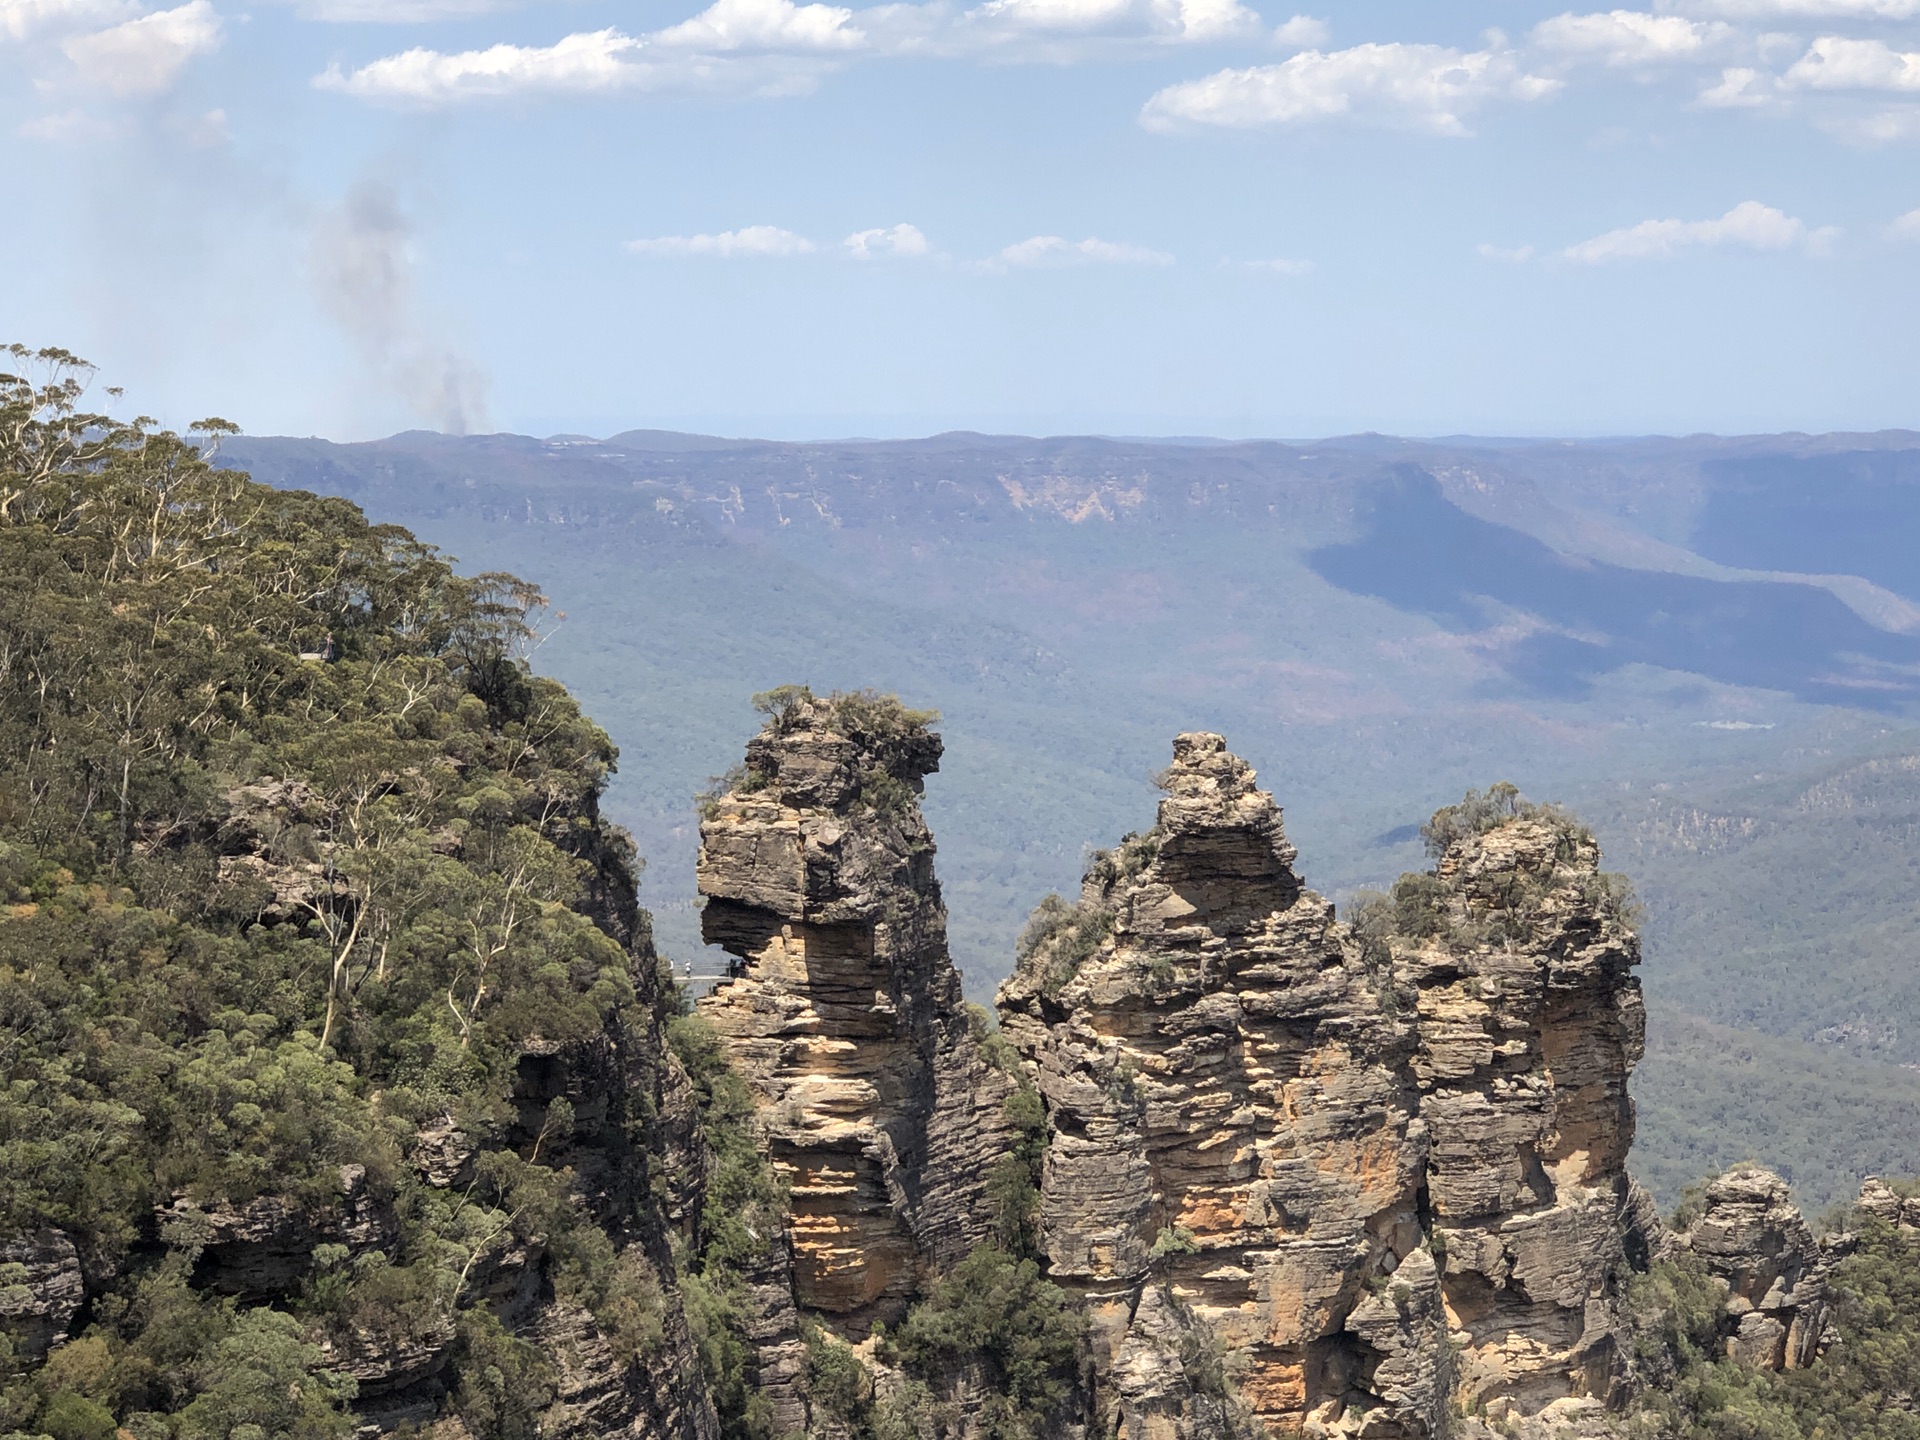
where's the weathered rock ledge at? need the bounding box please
[695,692,1015,1425]
[997,738,1658,1439]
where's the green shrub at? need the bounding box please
[886,1245,1084,1440]
[804,1323,872,1421]
[988,1087,1048,1257]
[37,1392,118,1440]
[1015,894,1115,999]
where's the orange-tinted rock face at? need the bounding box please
[999,739,1654,1440]
[1404,814,1651,1416]
[998,734,1445,1439]
[696,697,1012,1341]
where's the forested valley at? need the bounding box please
[9,346,1920,1440]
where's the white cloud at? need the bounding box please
[1890,206,1920,237]
[60,0,220,96]
[1477,242,1536,261]
[1140,41,1558,134]
[959,0,1259,42]
[965,0,1128,31]
[0,0,137,42]
[1530,10,1725,65]
[1241,255,1313,273]
[1273,14,1327,47]
[315,28,641,102]
[1675,0,1920,17]
[15,106,122,138]
[1151,0,1261,42]
[993,234,1174,265]
[844,223,930,257]
[1563,200,1838,260]
[651,0,861,51]
[290,0,512,21]
[627,225,816,256]
[188,104,227,143]
[316,0,886,105]
[1698,64,1774,104]
[1786,35,1920,90]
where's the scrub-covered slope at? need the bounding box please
[0,350,732,1439]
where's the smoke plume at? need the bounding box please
[311,178,490,435]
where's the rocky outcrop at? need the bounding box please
[998,733,1442,1439]
[0,1229,85,1362]
[1401,799,1651,1415]
[695,693,1014,1355]
[1674,1166,1829,1371]
[1855,1175,1920,1228]
[998,745,1654,1438]
[167,1163,398,1300]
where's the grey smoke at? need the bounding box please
[311,179,490,435]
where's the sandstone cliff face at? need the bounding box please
[1400,803,1651,1418]
[0,1230,85,1364]
[1674,1166,1829,1371]
[997,733,1442,1439]
[695,694,1013,1346]
[997,742,1653,1439]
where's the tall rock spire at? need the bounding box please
[997,732,1443,1438]
[997,738,1656,1439]
[1399,786,1653,1419]
[696,689,1013,1337]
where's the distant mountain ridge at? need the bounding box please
[222,423,1920,1207]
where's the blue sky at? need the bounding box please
[3,0,1919,438]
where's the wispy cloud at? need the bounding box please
[59,0,220,96]
[1786,35,1920,91]
[990,234,1174,266]
[1890,206,1920,238]
[1530,10,1728,67]
[1677,0,1920,17]
[1697,65,1774,105]
[285,0,519,21]
[650,0,861,51]
[1239,255,1313,273]
[1477,242,1536,262]
[957,0,1263,44]
[15,106,123,139]
[844,223,930,257]
[315,28,642,102]
[0,0,139,41]
[1140,41,1558,134]
[627,225,816,256]
[1272,14,1326,47]
[1563,200,1838,261]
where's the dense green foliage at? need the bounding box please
[0,348,675,1438]
[1633,1014,1920,1217]
[1625,1209,1920,1440]
[986,1087,1046,1258]
[882,1245,1084,1440]
[664,1012,786,1440]
[1012,829,1158,999]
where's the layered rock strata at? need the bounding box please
[1674,1166,1829,1371]
[696,695,1013,1343]
[1400,802,1652,1416]
[0,1229,85,1363]
[997,739,1654,1438]
[996,733,1443,1439]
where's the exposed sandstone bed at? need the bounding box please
[1673,1166,1830,1371]
[695,693,1017,1425]
[0,1229,85,1363]
[997,736,1658,1439]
